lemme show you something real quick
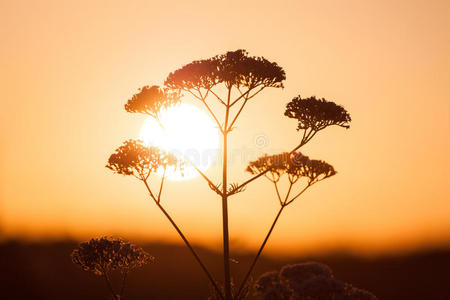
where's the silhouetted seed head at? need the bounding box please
[106,139,181,180]
[246,153,292,181]
[71,237,153,276]
[285,96,351,132]
[261,284,291,300]
[254,271,280,295]
[125,85,180,119]
[302,159,336,183]
[294,276,349,299]
[246,152,336,183]
[255,262,378,300]
[165,49,285,90]
[280,262,333,285]
[292,276,377,300]
[254,271,291,300]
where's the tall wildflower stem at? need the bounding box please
[102,271,119,300]
[236,205,285,300]
[142,178,224,299]
[236,183,311,299]
[119,271,128,299]
[222,85,232,300]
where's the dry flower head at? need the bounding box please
[246,152,336,184]
[106,139,181,180]
[71,237,153,276]
[165,49,286,91]
[125,85,180,120]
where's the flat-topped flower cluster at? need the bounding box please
[71,237,153,276]
[106,139,181,180]
[246,152,336,184]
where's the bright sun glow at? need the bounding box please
[139,103,219,180]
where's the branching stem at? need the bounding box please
[235,139,315,298]
[236,205,285,300]
[227,97,248,132]
[285,183,311,206]
[141,178,223,299]
[273,181,283,205]
[221,85,232,300]
[229,140,308,196]
[102,270,119,300]
[119,271,128,299]
[187,159,223,196]
[208,88,227,106]
[157,167,166,203]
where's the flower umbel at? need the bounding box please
[280,262,333,286]
[71,236,153,276]
[106,139,181,180]
[246,152,336,186]
[165,49,285,91]
[285,95,351,147]
[285,95,351,130]
[71,237,153,300]
[125,85,180,120]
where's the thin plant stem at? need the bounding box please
[227,97,248,132]
[119,271,128,299]
[185,88,224,133]
[102,271,119,300]
[142,179,224,299]
[202,97,224,133]
[273,181,283,205]
[283,182,294,204]
[236,205,286,300]
[156,115,221,195]
[291,130,317,153]
[207,88,227,106]
[229,84,263,107]
[222,85,232,300]
[230,141,308,196]
[235,183,311,299]
[186,157,222,196]
[285,184,311,206]
[231,169,269,194]
[235,145,314,298]
[228,85,266,131]
[157,167,166,203]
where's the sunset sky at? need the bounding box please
[1,0,449,255]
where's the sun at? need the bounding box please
[139,103,219,180]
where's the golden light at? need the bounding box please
[139,103,219,180]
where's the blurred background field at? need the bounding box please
[1,240,449,300]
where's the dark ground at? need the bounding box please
[1,240,449,300]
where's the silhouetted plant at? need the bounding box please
[91,49,373,300]
[124,85,180,121]
[246,152,336,186]
[236,153,336,298]
[71,237,152,300]
[284,96,351,151]
[106,139,180,181]
[106,139,222,294]
[254,262,378,300]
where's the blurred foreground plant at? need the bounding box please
[254,262,377,300]
[71,237,153,300]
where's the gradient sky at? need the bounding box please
[1,0,449,255]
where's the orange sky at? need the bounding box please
[1,0,449,255]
